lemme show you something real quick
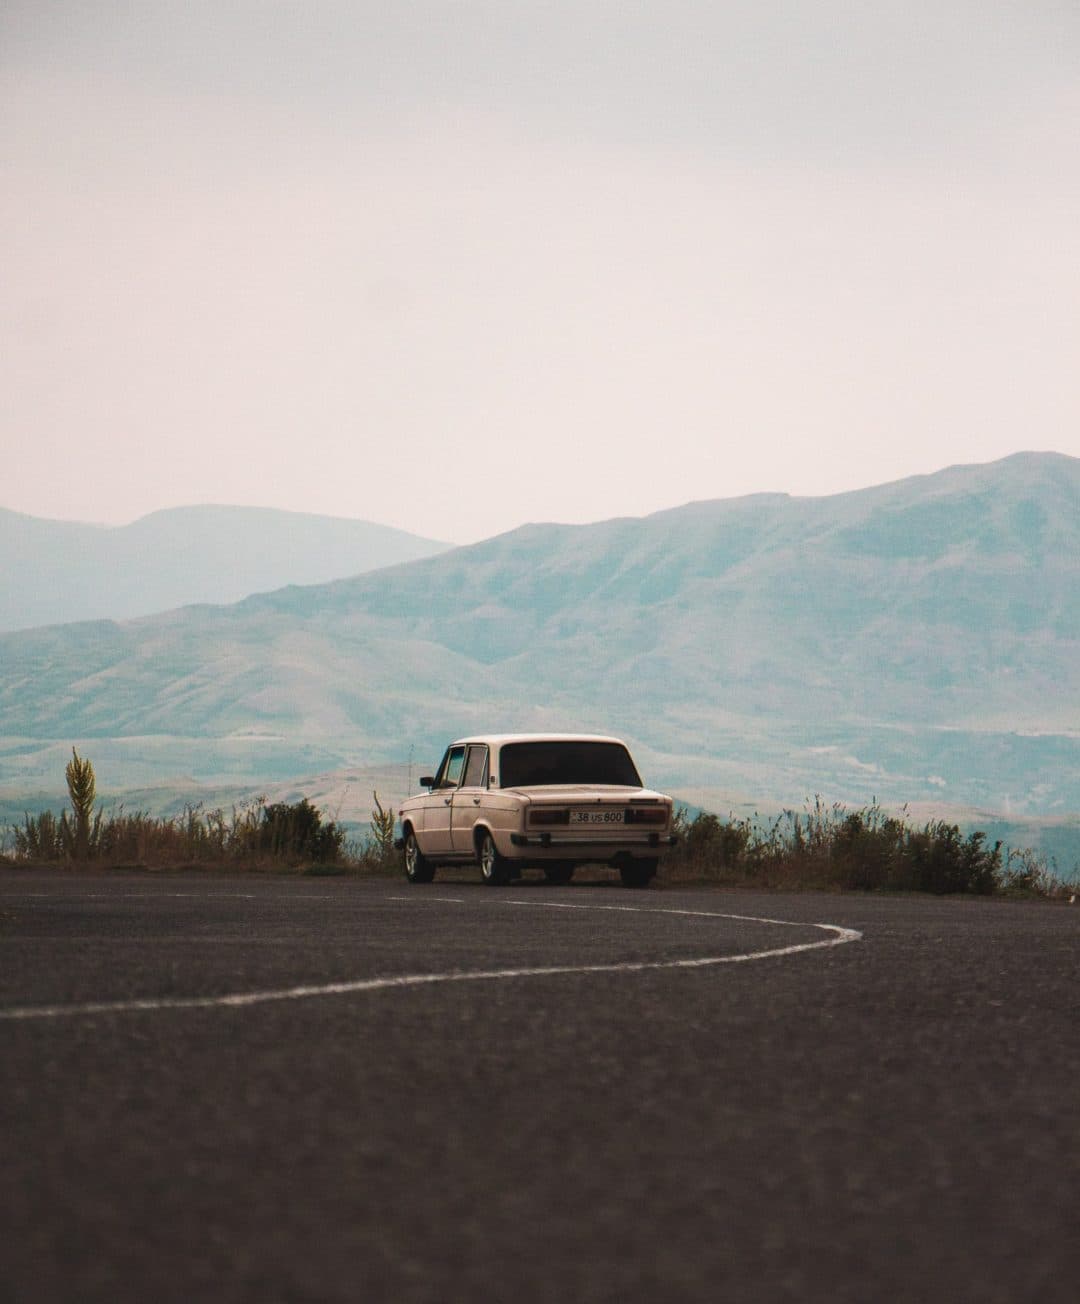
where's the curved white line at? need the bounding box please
[0,899,861,1022]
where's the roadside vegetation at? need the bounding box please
[665,798,1072,897]
[2,754,1073,896]
[3,750,398,875]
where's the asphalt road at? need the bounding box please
[1,869,1077,1304]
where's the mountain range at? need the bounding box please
[1,453,1078,825]
[0,504,449,632]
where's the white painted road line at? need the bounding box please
[385,895,467,904]
[0,899,861,1021]
[8,892,260,900]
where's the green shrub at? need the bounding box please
[902,823,1002,895]
[14,810,66,861]
[829,807,908,890]
[671,808,752,879]
[256,798,344,864]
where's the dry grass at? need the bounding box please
[6,779,1073,897]
[663,798,1073,897]
[5,798,399,875]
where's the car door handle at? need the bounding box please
[443,797,452,805]
[472,797,481,805]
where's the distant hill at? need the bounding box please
[0,504,451,631]
[1,453,1077,815]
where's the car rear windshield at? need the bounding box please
[499,741,642,788]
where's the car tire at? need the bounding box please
[543,864,575,886]
[478,831,510,887]
[619,858,657,889]
[404,831,435,884]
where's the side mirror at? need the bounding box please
[419,776,435,789]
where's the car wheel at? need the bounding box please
[619,858,657,889]
[543,864,575,886]
[404,831,435,884]
[478,831,510,886]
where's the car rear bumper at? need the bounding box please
[509,833,678,851]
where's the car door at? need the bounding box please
[451,744,489,853]
[424,744,466,855]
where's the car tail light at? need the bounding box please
[529,808,570,826]
[624,807,668,825]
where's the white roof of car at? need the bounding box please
[449,733,628,748]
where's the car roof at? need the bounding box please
[447,733,628,748]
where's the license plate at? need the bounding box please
[569,809,624,826]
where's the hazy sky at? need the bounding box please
[3,2,1078,543]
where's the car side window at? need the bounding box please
[437,745,467,789]
[461,745,488,789]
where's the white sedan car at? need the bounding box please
[398,734,676,888]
